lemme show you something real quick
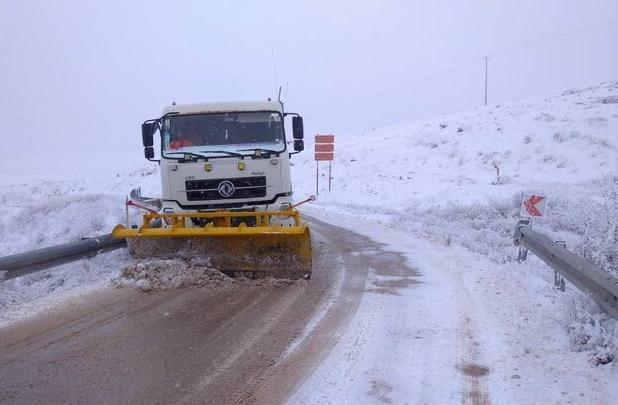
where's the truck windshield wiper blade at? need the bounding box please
[165,151,209,160]
[199,150,244,157]
[237,148,280,155]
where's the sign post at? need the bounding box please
[314,134,335,194]
[329,161,332,191]
[315,161,319,196]
[517,193,547,263]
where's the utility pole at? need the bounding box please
[484,56,489,106]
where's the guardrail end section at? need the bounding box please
[513,218,530,246]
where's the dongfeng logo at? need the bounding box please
[217,180,235,197]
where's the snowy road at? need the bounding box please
[0,218,391,404]
[1,212,616,404]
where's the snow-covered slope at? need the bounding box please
[292,81,618,275]
[293,81,618,206]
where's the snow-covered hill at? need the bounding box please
[293,81,617,205]
[293,80,618,274]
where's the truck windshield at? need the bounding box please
[161,111,285,157]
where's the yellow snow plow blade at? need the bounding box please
[112,210,312,279]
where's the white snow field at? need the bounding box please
[1,81,617,402]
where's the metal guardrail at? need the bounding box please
[514,221,618,320]
[0,234,126,282]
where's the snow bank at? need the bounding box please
[113,258,300,292]
[0,165,159,320]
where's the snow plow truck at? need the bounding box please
[111,100,312,279]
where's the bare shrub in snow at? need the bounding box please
[568,301,617,365]
[586,116,607,129]
[595,95,618,104]
[492,175,513,185]
[562,88,581,96]
[553,132,566,143]
[542,155,556,164]
[535,112,555,122]
[568,130,581,139]
[396,193,520,263]
[547,176,618,276]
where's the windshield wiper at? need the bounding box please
[199,150,244,157]
[237,148,280,156]
[165,151,209,160]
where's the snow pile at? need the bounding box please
[0,166,159,317]
[112,258,300,291]
[0,166,160,256]
[0,249,129,326]
[112,259,234,291]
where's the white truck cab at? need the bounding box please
[140,100,305,218]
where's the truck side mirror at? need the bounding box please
[144,146,155,160]
[142,121,157,147]
[292,116,304,140]
[294,139,304,152]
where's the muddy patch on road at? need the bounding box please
[362,251,420,296]
[458,363,490,377]
[367,277,418,296]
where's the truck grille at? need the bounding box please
[186,177,267,201]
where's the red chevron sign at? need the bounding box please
[520,194,547,217]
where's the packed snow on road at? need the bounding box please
[1,81,617,403]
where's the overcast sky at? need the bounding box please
[1,0,617,178]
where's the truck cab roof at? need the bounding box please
[163,100,283,115]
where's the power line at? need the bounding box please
[305,56,482,120]
[307,18,618,120]
[487,18,618,58]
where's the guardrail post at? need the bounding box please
[515,218,530,263]
[553,241,567,292]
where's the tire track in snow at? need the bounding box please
[460,315,491,405]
